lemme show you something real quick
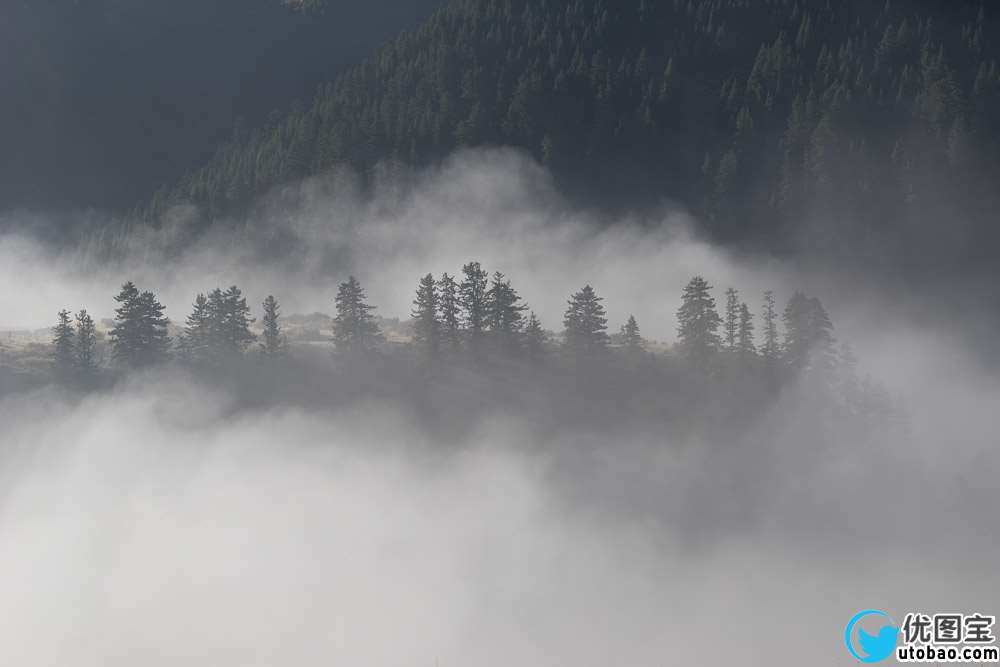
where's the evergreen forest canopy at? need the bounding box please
[139,0,1000,277]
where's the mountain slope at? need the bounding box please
[149,0,999,267]
[0,0,441,212]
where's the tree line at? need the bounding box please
[49,262,849,388]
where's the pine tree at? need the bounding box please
[676,276,722,366]
[436,272,462,351]
[208,286,256,356]
[760,290,780,363]
[110,282,171,368]
[620,315,644,351]
[523,311,548,359]
[74,309,98,375]
[260,295,286,357]
[51,309,75,378]
[737,302,756,357]
[180,293,213,361]
[411,273,440,354]
[782,292,835,372]
[333,275,381,353]
[485,271,526,351]
[724,287,740,350]
[459,261,489,345]
[563,284,609,353]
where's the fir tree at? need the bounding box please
[333,276,381,353]
[737,302,756,357]
[180,293,213,361]
[760,290,780,364]
[208,286,256,357]
[782,291,835,372]
[74,309,98,375]
[620,315,644,351]
[724,287,740,350]
[523,311,548,359]
[51,309,75,378]
[109,282,171,368]
[676,276,722,366]
[459,261,489,345]
[260,295,286,357]
[437,272,462,351]
[485,271,527,351]
[411,273,440,354]
[563,284,609,353]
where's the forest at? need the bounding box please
[128,0,999,277]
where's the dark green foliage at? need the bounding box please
[563,284,609,353]
[782,291,835,372]
[74,309,98,375]
[146,0,1000,273]
[411,273,440,354]
[436,272,462,351]
[109,282,171,368]
[333,276,382,353]
[737,302,756,358]
[760,290,780,363]
[51,309,75,378]
[261,295,286,357]
[620,314,643,351]
[459,262,490,345]
[485,271,527,351]
[676,276,722,366]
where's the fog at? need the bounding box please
[1,149,998,665]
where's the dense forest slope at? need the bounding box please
[146,0,1000,269]
[0,0,439,212]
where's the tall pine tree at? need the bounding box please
[459,261,489,346]
[411,273,440,354]
[51,309,75,378]
[676,276,722,366]
[260,295,286,357]
[74,309,98,376]
[436,272,462,351]
[333,276,382,353]
[563,284,609,353]
[109,282,171,368]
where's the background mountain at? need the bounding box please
[143,0,1000,275]
[0,0,440,213]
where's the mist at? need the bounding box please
[2,148,999,665]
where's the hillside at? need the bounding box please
[0,0,440,213]
[145,0,1000,272]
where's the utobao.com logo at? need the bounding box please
[844,609,999,663]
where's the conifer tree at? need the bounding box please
[207,286,256,357]
[411,273,440,354]
[51,309,75,378]
[485,271,526,351]
[109,282,171,368]
[724,287,740,350]
[760,290,780,363]
[436,272,462,351]
[459,261,489,345]
[333,275,381,353]
[180,293,213,361]
[523,311,548,359]
[563,284,609,353]
[737,302,756,357]
[74,309,98,375]
[782,291,835,372]
[676,276,722,366]
[620,315,644,351]
[260,295,286,357]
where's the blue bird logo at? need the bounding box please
[845,610,899,663]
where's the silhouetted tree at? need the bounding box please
[51,309,75,378]
[523,311,548,359]
[437,272,462,351]
[563,284,609,353]
[620,315,644,351]
[676,276,722,366]
[109,282,171,368]
[760,290,780,364]
[180,293,212,361]
[260,295,286,357]
[411,273,440,354]
[724,288,740,350]
[207,286,256,357]
[485,271,526,351]
[460,261,489,346]
[737,302,756,358]
[333,276,381,353]
[74,309,98,376]
[782,291,835,372]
